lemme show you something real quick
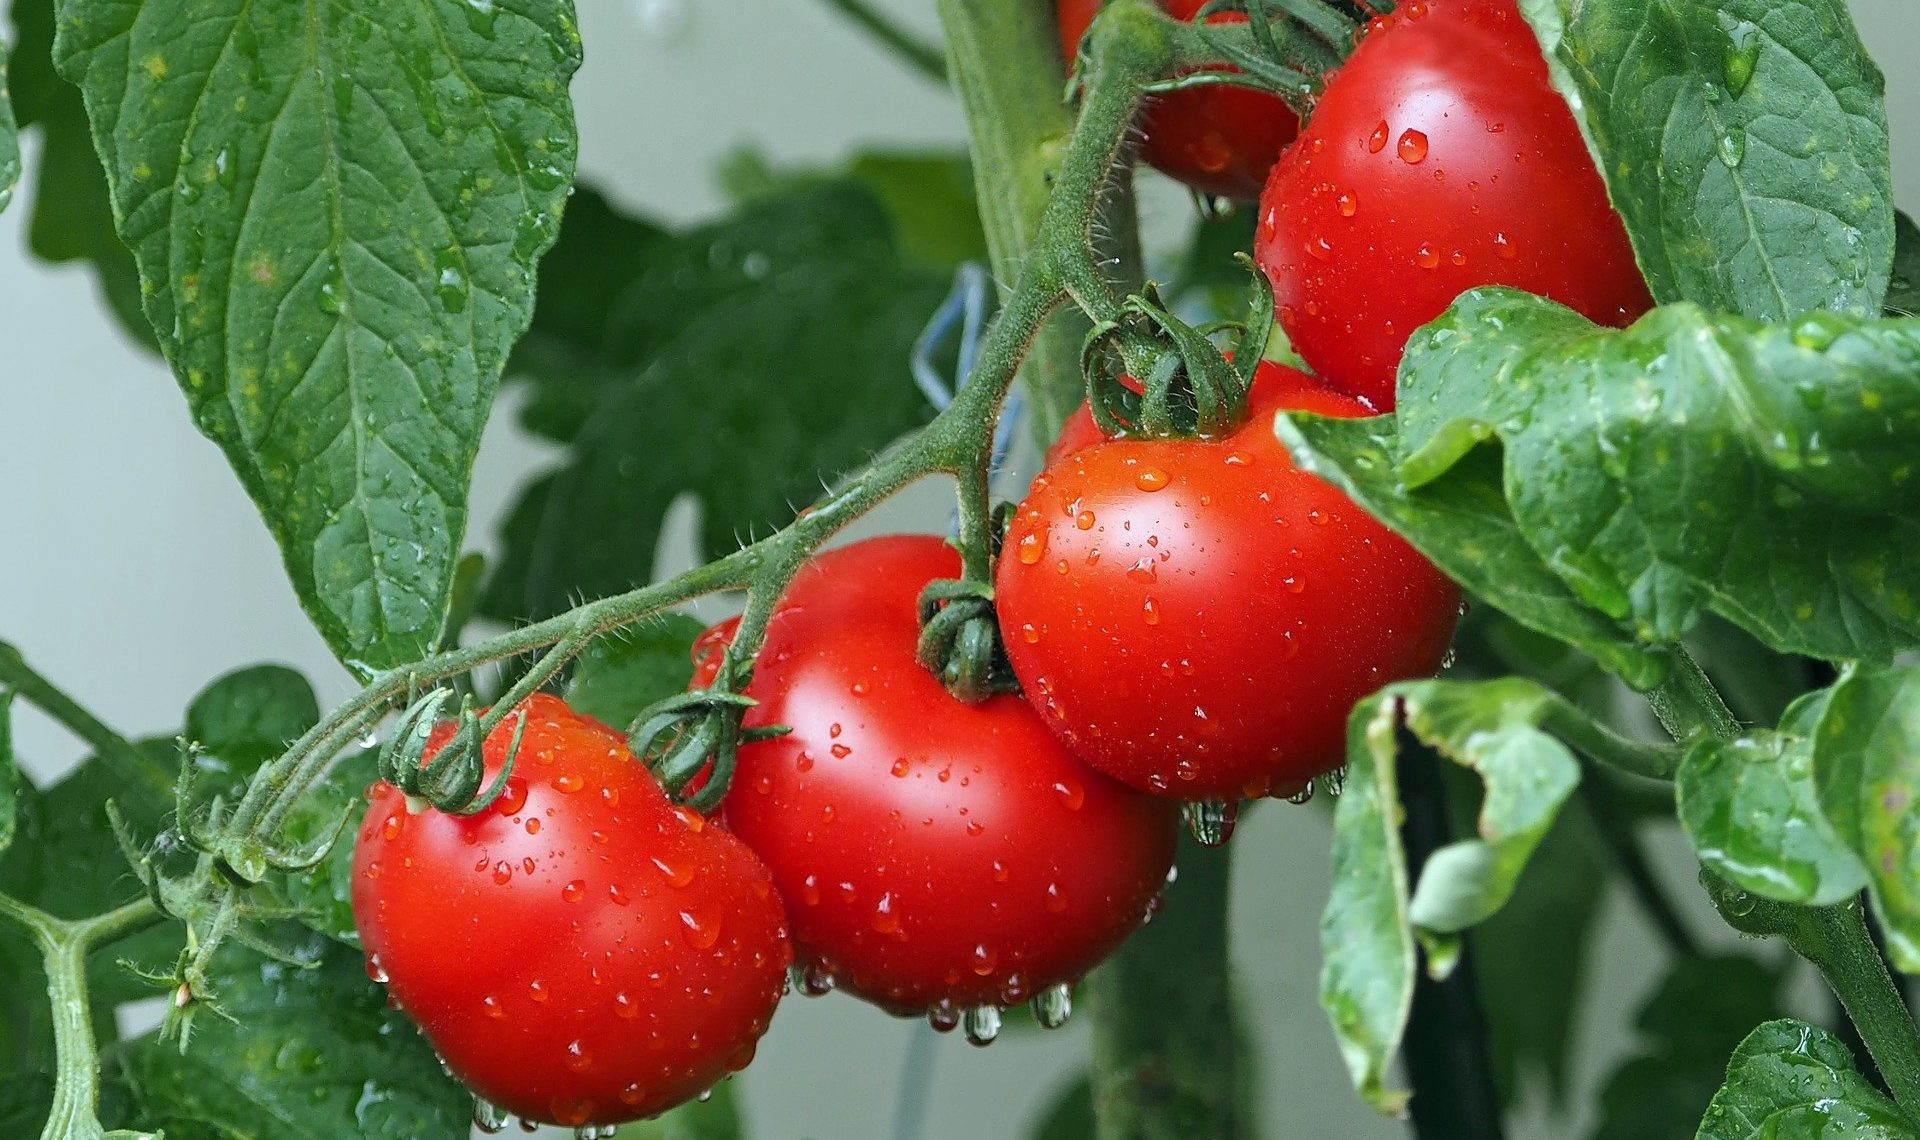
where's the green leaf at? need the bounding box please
[1320,677,1584,1115]
[1274,411,1670,688]
[1589,955,1786,1140]
[1890,211,1920,319]
[1392,290,1920,664]
[113,937,470,1139]
[720,147,987,270]
[485,183,944,622]
[185,666,320,777]
[53,0,583,670]
[0,38,19,215]
[1678,689,1868,907]
[1695,1019,1913,1140]
[1813,664,1920,972]
[612,1078,743,1139]
[1541,0,1893,320]
[566,615,706,731]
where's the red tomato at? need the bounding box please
[997,363,1461,800]
[707,536,1176,1019]
[1058,0,1300,200]
[351,694,790,1129]
[1253,0,1651,409]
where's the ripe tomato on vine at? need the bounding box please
[1253,0,1652,408]
[351,695,791,1129]
[699,536,1177,1029]
[998,363,1461,803]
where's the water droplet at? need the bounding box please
[562,879,586,902]
[971,943,999,976]
[565,1039,592,1071]
[871,892,902,934]
[1142,597,1161,625]
[483,995,506,1019]
[830,743,852,759]
[1287,782,1317,805]
[1046,882,1067,913]
[799,962,835,996]
[618,1081,648,1106]
[1126,557,1157,584]
[1183,800,1238,847]
[1415,244,1440,270]
[607,883,631,906]
[553,772,585,793]
[1017,532,1046,564]
[1075,510,1097,530]
[529,979,550,1002]
[1053,779,1086,811]
[1134,466,1170,492]
[493,778,527,815]
[1397,129,1429,164]
[1034,983,1074,1029]
[549,1097,593,1128]
[1724,19,1760,97]
[1718,129,1747,168]
[1336,190,1359,217]
[365,954,389,984]
[1306,235,1333,262]
[1321,766,1348,797]
[1368,121,1389,153]
[491,860,514,885]
[679,909,722,950]
[928,1001,961,1033]
[963,1004,1003,1047]
[473,1097,511,1133]
[432,246,470,313]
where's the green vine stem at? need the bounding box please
[1654,649,1920,1118]
[0,892,164,1140]
[1085,835,1250,1139]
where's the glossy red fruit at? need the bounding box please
[1253,0,1652,409]
[705,536,1177,1017]
[351,694,790,1129]
[1058,0,1300,200]
[997,364,1461,800]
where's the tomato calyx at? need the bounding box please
[914,576,1019,705]
[373,688,526,816]
[1082,260,1272,441]
[627,682,788,812]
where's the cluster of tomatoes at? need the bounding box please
[348,0,1651,1131]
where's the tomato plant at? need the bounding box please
[1057,0,1300,199]
[4,0,1919,1137]
[699,536,1176,1026]
[351,694,790,1128]
[1253,0,1654,409]
[999,363,1460,803]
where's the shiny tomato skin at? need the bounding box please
[1253,0,1651,409]
[998,365,1461,799]
[711,536,1177,1015]
[351,694,790,1128]
[1058,0,1300,200]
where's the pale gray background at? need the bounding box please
[3,2,1917,1137]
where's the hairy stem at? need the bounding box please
[1660,654,1920,1114]
[0,894,163,1140]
